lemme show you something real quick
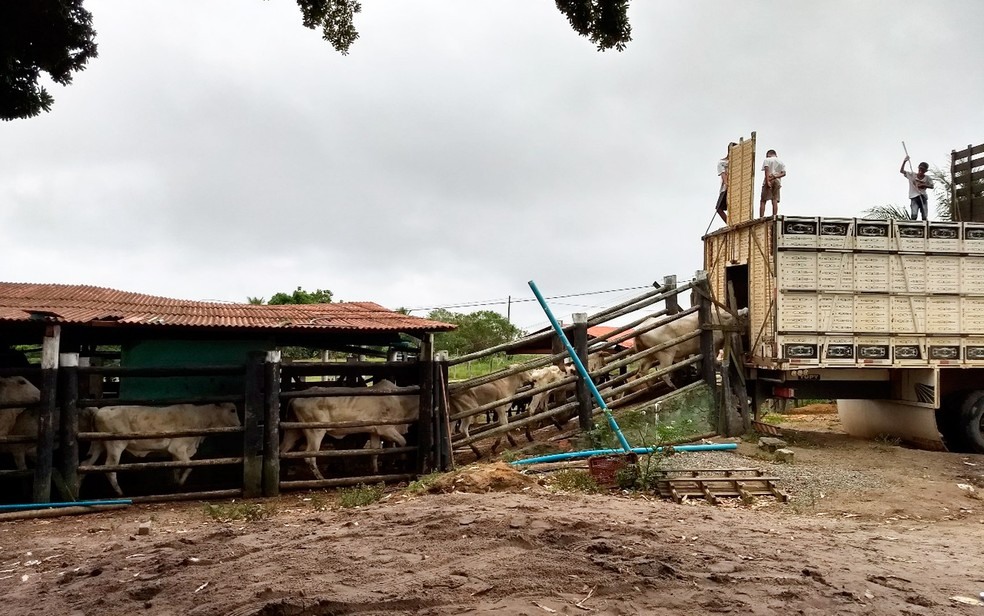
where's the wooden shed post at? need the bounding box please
[59,352,80,500]
[242,351,265,498]
[33,325,60,503]
[435,351,453,471]
[417,334,435,474]
[663,275,681,314]
[695,271,718,388]
[571,313,593,431]
[262,350,282,497]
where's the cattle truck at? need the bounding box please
[703,138,984,451]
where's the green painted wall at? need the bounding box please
[119,338,274,401]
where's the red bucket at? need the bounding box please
[588,453,638,487]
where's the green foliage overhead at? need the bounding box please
[2,1,633,120]
[268,286,333,305]
[555,0,632,51]
[428,309,521,356]
[0,0,98,120]
[295,0,362,54]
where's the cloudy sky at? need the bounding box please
[2,1,981,331]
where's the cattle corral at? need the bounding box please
[0,277,737,506]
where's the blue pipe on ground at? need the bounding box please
[528,280,632,452]
[0,499,132,512]
[510,442,738,466]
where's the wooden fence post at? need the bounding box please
[435,351,452,471]
[33,325,60,503]
[417,334,435,475]
[242,351,264,498]
[59,352,80,501]
[663,275,681,314]
[695,272,717,388]
[571,313,593,431]
[262,350,281,497]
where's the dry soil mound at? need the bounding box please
[427,461,541,494]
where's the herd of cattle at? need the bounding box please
[0,306,745,496]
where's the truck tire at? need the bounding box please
[960,390,984,453]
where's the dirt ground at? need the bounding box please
[4,410,984,615]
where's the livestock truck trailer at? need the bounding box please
[704,215,984,452]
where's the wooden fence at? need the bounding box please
[442,273,728,459]
[0,338,452,504]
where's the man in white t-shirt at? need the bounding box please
[759,149,786,218]
[900,156,934,221]
[715,142,736,223]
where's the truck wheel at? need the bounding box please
[960,391,984,453]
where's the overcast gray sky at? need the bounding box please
[2,1,981,332]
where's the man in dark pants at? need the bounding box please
[900,156,934,220]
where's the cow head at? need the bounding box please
[0,376,41,406]
[217,403,242,427]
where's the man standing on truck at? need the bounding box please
[900,156,935,220]
[759,149,786,218]
[715,142,737,223]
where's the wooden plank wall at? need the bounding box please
[704,219,776,362]
[726,133,757,226]
[952,143,984,222]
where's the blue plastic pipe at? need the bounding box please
[510,443,738,466]
[528,280,632,452]
[0,499,132,512]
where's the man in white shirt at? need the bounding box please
[759,149,786,218]
[715,142,736,223]
[900,156,934,221]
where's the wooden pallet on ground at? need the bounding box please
[654,468,787,505]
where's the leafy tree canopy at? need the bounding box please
[0,0,98,120]
[268,286,333,305]
[1,0,632,120]
[428,309,522,356]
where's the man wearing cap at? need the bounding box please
[900,156,935,221]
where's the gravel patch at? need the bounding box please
[653,449,885,501]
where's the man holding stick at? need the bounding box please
[900,156,934,221]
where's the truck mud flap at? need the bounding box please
[837,399,946,451]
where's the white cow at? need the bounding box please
[0,376,40,438]
[82,403,241,496]
[451,366,568,439]
[280,379,419,480]
[632,307,747,388]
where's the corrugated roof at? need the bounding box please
[0,282,454,333]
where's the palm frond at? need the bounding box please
[862,204,911,220]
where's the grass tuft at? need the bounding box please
[550,469,600,493]
[337,482,386,508]
[203,501,272,522]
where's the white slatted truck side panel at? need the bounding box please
[703,215,984,453]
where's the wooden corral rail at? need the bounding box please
[442,276,723,459]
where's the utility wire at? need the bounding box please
[405,285,650,313]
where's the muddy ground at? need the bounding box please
[3,409,984,615]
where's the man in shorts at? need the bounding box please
[715,142,736,223]
[759,149,786,218]
[900,156,934,220]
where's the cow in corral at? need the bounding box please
[632,307,748,389]
[279,379,419,480]
[0,407,96,470]
[0,376,40,438]
[81,403,241,496]
[452,365,569,442]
